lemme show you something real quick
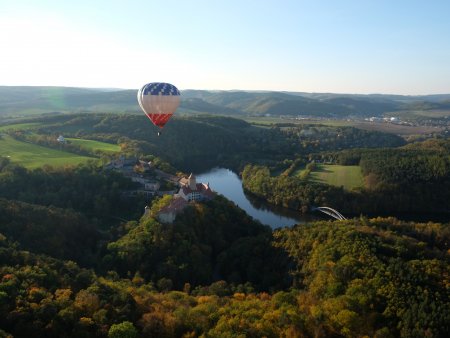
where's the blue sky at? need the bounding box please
[1,0,449,94]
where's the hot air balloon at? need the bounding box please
[137,82,180,135]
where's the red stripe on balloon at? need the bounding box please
[146,113,173,128]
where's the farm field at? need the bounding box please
[243,116,351,127]
[395,109,450,118]
[350,120,441,135]
[0,122,43,131]
[310,164,364,190]
[243,116,441,135]
[66,138,121,153]
[0,135,96,169]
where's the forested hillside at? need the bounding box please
[242,138,450,216]
[2,86,450,118]
[274,218,449,337]
[0,199,98,265]
[0,160,143,224]
[0,204,448,337]
[106,195,285,290]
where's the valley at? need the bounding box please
[0,88,448,338]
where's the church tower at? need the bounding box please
[188,173,197,190]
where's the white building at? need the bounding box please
[56,135,66,143]
[156,173,215,223]
[178,173,214,202]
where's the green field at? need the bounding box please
[66,138,121,153]
[310,164,364,190]
[0,135,96,169]
[394,109,450,118]
[242,116,353,127]
[0,122,43,131]
[293,167,308,178]
[242,116,440,136]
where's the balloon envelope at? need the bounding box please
[137,82,180,128]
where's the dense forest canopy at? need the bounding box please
[0,160,144,225]
[0,202,448,337]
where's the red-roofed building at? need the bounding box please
[178,173,214,201]
[156,173,215,223]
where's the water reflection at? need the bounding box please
[196,168,320,229]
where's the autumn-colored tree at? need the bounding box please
[108,321,138,338]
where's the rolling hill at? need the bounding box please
[1,86,449,119]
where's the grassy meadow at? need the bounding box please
[0,135,96,169]
[310,164,364,190]
[0,122,43,132]
[66,138,121,153]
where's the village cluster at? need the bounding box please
[105,156,214,223]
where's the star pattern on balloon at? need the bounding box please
[142,83,180,96]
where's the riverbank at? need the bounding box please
[197,168,321,228]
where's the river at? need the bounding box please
[196,168,320,229]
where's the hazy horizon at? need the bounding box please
[1,84,449,97]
